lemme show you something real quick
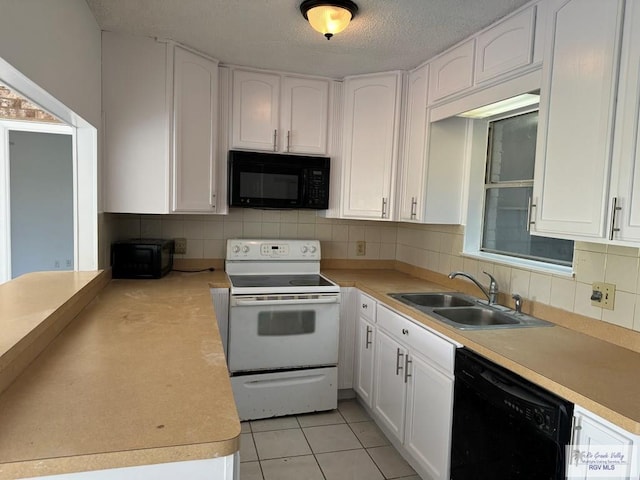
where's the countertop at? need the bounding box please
[322,268,640,435]
[0,270,238,479]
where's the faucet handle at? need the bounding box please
[512,293,523,313]
[482,271,498,293]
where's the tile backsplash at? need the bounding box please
[109,211,640,333]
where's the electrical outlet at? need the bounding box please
[174,238,187,255]
[356,241,366,256]
[591,282,616,310]
[54,260,60,269]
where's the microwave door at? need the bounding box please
[234,166,303,208]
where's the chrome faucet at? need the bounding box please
[448,271,499,305]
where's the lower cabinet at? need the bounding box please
[354,292,377,407]
[355,296,457,480]
[567,405,640,479]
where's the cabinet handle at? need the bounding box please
[273,129,278,152]
[526,196,537,232]
[609,197,621,240]
[210,193,216,210]
[395,348,404,376]
[286,130,291,153]
[402,328,408,335]
[382,198,388,219]
[410,197,417,219]
[404,355,412,383]
[365,326,372,349]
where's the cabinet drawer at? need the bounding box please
[359,293,377,321]
[377,304,456,374]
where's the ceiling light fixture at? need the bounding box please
[300,0,358,40]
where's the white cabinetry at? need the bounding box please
[231,69,329,155]
[173,46,219,212]
[372,304,456,480]
[474,6,536,84]
[532,0,624,240]
[341,72,402,220]
[567,405,640,479]
[102,32,221,214]
[609,1,640,243]
[428,40,475,104]
[354,292,377,407]
[338,287,357,390]
[398,64,429,223]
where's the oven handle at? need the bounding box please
[231,296,340,307]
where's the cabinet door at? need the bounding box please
[404,352,454,480]
[474,6,535,84]
[173,47,218,212]
[532,0,624,239]
[428,40,475,104]
[102,31,171,214]
[373,327,407,442]
[231,70,280,151]
[568,409,635,479]
[354,315,376,408]
[281,77,329,155]
[610,1,640,243]
[398,65,429,222]
[342,72,401,220]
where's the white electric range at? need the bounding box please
[225,239,340,420]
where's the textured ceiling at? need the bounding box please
[85,0,531,78]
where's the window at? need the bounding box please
[481,110,573,267]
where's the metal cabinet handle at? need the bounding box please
[410,197,417,219]
[404,355,412,383]
[365,326,372,349]
[273,129,278,152]
[286,130,291,153]
[395,348,404,375]
[609,197,621,240]
[526,196,537,232]
[382,198,388,219]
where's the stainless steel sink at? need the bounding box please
[388,292,553,330]
[432,307,519,327]
[389,292,475,308]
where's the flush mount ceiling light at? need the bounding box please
[300,0,359,40]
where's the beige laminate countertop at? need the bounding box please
[323,269,640,435]
[0,270,239,479]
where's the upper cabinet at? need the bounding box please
[428,40,475,104]
[231,69,330,155]
[102,32,222,214]
[398,64,429,222]
[474,7,536,84]
[531,0,624,240]
[341,72,403,220]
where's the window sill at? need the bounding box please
[461,250,575,278]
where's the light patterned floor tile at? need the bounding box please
[367,445,416,478]
[303,424,362,453]
[316,449,384,480]
[261,455,324,480]
[253,428,312,459]
[250,416,299,432]
[240,433,258,462]
[349,421,390,448]
[297,409,345,427]
[338,399,371,423]
[239,461,263,480]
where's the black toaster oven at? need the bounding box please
[111,239,175,279]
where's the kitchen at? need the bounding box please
[3,0,640,479]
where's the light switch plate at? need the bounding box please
[591,282,615,310]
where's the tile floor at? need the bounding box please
[239,399,421,480]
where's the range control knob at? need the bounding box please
[309,246,317,253]
[232,245,240,253]
[242,245,250,253]
[301,246,308,253]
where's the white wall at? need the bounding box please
[0,0,101,127]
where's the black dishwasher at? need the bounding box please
[451,348,573,480]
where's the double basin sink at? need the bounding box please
[388,292,553,330]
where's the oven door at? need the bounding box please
[228,293,340,373]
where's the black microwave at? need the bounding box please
[111,239,174,279]
[228,150,330,209]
